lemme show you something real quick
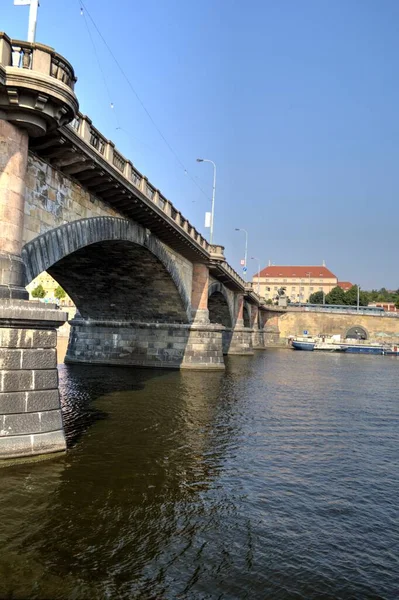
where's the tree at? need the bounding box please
[31,283,46,299]
[309,291,324,304]
[325,286,346,305]
[54,285,66,301]
[344,285,368,307]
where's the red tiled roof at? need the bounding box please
[337,281,353,290]
[254,265,337,279]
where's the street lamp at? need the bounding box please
[305,271,312,303]
[251,257,261,295]
[196,158,216,244]
[235,228,248,280]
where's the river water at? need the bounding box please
[0,349,398,599]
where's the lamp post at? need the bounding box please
[196,158,216,244]
[251,257,261,295]
[357,285,360,312]
[14,0,39,43]
[305,271,312,303]
[235,228,248,280]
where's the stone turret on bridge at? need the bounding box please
[0,32,283,461]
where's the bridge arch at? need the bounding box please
[346,326,368,340]
[208,281,233,328]
[22,217,191,323]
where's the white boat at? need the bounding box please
[291,334,346,352]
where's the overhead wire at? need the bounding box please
[77,0,119,128]
[77,0,211,204]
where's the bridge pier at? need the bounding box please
[252,328,265,349]
[66,318,225,370]
[0,301,67,460]
[0,121,68,460]
[0,121,30,300]
[226,297,254,355]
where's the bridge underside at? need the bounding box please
[48,240,188,323]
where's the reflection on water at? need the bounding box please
[0,350,398,599]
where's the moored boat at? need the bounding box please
[382,345,399,356]
[292,339,315,351]
[339,341,384,354]
[291,334,346,352]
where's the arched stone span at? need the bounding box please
[208,281,233,328]
[22,217,191,323]
[346,326,368,340]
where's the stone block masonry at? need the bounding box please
[0,300,67,460]
[66,318,225,370]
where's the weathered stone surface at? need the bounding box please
[2,411,40,435]
[0,348,22,369]
[40,409,63,433]
[32,430,66,455]
[0,391,26,414]
[1,369,33,392]
[0,430,66,459]
[278,310,399,345]
[34,370,58,390]
[0,328,56,348]
[227,327,254,355]
[65,320,225,370]
[27,389,60,412]
[0,389,60,413]
[21,348,56,369]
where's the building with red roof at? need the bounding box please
[252,263,340,302]
[337,281,353,292]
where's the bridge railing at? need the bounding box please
[0,32,257,299]
[68,112,215,255]
[0,33,77,90]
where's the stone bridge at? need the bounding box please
[0,33,282,460]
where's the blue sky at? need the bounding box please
[2,0,398,288]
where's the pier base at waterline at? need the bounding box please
[65,318,226,370]
[0,300,67,460]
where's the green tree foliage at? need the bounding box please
[344,285,368,306]
[31,283,46,299]
[309,291,324,304]
[325,286,346,305]
[54,285,66,300]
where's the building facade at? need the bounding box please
[253,264,339,303]
[337,281,353,292]
[26,272,74,307]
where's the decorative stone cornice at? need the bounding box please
[0,33,78,136]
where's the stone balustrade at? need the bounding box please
[6,38,76,89]
[0,32,78,135]
[65,112,251,274]
[0,32,256,296]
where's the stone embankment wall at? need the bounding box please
[278,311,399,344]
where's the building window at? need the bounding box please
[319,287,323,291]
[292,286,296,291]
[301,279,304,283]
[310,287,314,291]
[283,279,287,282]
[300,286,304,291]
